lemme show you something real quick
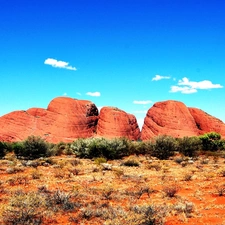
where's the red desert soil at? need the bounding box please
[1,154,225,224]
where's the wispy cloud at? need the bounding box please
[44,58,77,71]
[76,92,81,96]
[133,100,152,105]
[152,75,170,81]
[170,77,223,94]
[86,92,101,97]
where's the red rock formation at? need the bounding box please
[141,100,200,140]
[1,97,224,143]
[189,107,225,137]
[0,97,99,143]
[97,107,140,140]
[141,100,225,140]
[0,111,36,142]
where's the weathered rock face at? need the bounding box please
[0,97,224,143]
[0,97,99,143]
[141,100,225,140]
[97,107,140,140]
[189,107,225,137]
[141,100,200,140]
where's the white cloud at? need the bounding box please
[44,58,77,71]
[76,92,81,96]
[178,77,223,89]
[170,77,223,94]
[63,93,67,96]
[86,92,101,97]
[170,86,197,94]
[152,75,171,81]
[133,100,152,105]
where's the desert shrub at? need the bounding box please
[130,205,168,225]
[174,201,194,218]
[104,137,131,159]
[13,142,25,158]
[0,141,7,158]
[71,138,90,158]
[146,162,162,171]
[150,135,176,160]
[162,184,179,198]
[176,136,202,157]
[94,157,107,165]
[72,137,130,159]
[45,189,76,212]
[2,191,45,225]
[215,184,225,196]
[199,132,224,151]
[122,158,140,167]
[14,136,49,159]
[47,142,73,156]
[131,141,149,155]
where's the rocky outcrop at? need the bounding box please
[97,107,140,140]
[0,97,224,143]
[141,100,225,140]
[0,97,99,143]
[141,100,200,140]
[189,107,225,137]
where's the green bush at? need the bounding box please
[176,136,202,157]
[12,142,25,158]
[103,137,130,159]
[151,135,176,160]
[131,141,151,155]
[14,136,49,159]
[199,132,224,151]
[71,138,92,158]
[72,137,130,159]
[0,142,7,158]
[47,142,73,156]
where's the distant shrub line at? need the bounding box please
[0,132,224,160]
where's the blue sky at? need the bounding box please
[1,0,225,128]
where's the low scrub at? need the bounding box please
[13,136,49,160]
[150,135,176,160]
[199,132,225,151]
[71,137,131,159]
[0,142,7,159]
[176,136,202,157]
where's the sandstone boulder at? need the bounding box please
[97,107,140,140]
